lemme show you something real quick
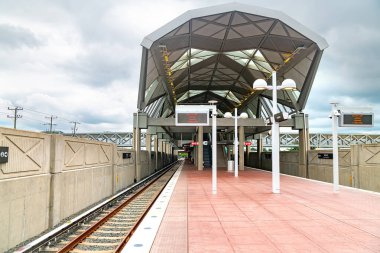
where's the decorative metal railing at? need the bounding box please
[66,132,380,148]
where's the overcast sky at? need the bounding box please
[0,0,379,134]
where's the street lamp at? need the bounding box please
[224,108,248,177]
[253,71,296,193]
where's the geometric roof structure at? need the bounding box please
[137,3,328,121]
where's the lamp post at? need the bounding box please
[330,102,340,192]
[224,108,248,177]
[208,100,218,194]
[253,71,296,193]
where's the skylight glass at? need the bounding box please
[225,91,241,103]
[170,48,217,72]
[225,49,273,74]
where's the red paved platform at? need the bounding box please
[150,161,380,253]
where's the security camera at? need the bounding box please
[329,110,341,118]
[334,110,341,116]
[265,118,272,125]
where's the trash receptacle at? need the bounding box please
[227,160,234,172]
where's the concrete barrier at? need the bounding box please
[246,144,380,193]
[0,127,171,252]
[0,128,51,252]
[49,135,115,226]
[351,144,380,192]
[308,149,351,186]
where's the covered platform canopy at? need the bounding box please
[136,2,328,140]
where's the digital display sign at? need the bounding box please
[175,105,211,126]
[340,113,373,127]
[177,113,208,125]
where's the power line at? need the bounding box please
[44,115,57,133]
[70,121,80,136]
[7,106,23,129]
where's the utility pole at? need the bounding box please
[7,106,23,129]
[70,121,80,136]
[44,115,57,133]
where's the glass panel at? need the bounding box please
[246,108,256,118]
[260,105,269,118]
[170,48,217,73]
[248,61,260,71]
[177,91,189,103]
[225,51,249,59]
[211,90,228,97]
[255,61,271,73]
[236,58,249,65]
[226,92,241,103]
[145,79,159,101]
[171,60,188,71]
[292,90,300,100]
[189,90,206,97]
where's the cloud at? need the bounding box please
[61,44,137,87]
[0,24,41,49]
[0,0,379,135]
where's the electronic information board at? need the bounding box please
[339,113,373,127]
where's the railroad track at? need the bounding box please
[15,161,181,253]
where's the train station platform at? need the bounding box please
[147,161,380,253]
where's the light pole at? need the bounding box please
[224,108,248,177]
[253,71,296,193]
[330,102,340,192]
[208,100,218,194]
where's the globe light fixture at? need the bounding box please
[224,108,248,177]
[253,71,296,194]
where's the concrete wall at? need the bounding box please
[248,152,299,176]
[0,128,51,252]
[114,149,135,193]
[246,144,380,192]
[0,127,171,252]
[280,151,300,176]
[247,152,259,168]
[351,144,380,192]
[49,135,116,226]
[308,149,351,186]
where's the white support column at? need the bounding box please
[331,103,339,192]
[272,71,280,194]
[212,106,217,194]
[134,127,141,182]
[234,108,238,177]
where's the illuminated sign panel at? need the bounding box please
[175,105,210,126]
[190,141,199,146]
[177,113,208,125]
[340,113,373,127]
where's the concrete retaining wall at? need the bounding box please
[246,144,380,192]
[308,149,352,186]
[114,149,136,193]
[49,135,116,226]
[351,144,380,192]
[249,151,299,176]
[0,128,51,252]
[0,127,171,252]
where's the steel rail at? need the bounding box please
[14,161,179,253]
[57,164,175,253]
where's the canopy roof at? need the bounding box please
[137,2,328,120]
